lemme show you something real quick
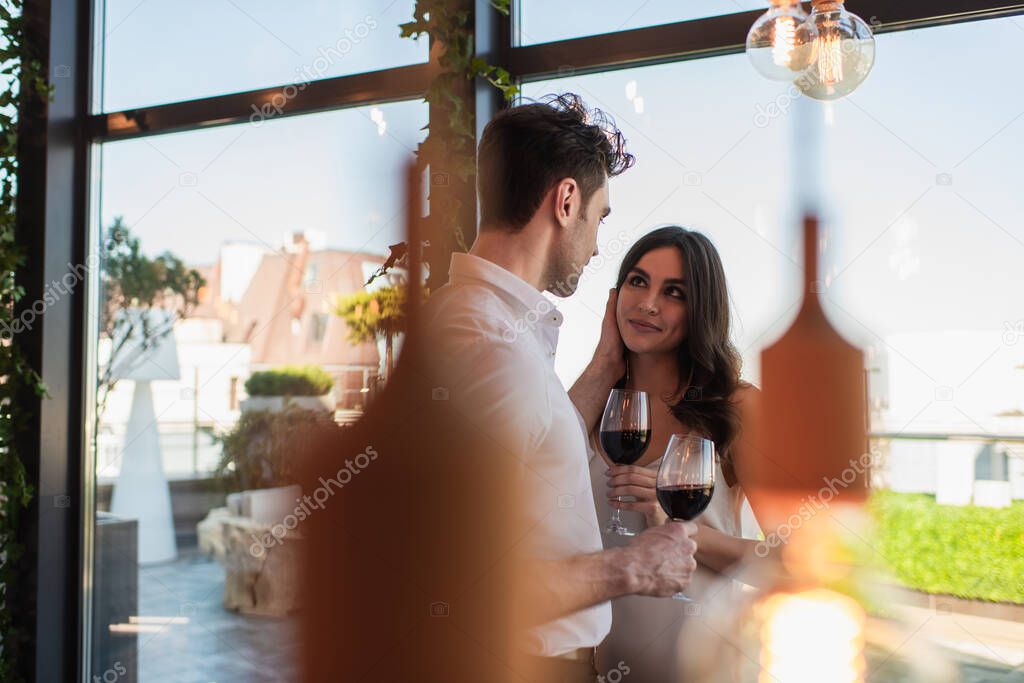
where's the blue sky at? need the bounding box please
[101,0,427,111]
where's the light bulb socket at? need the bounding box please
[810,0,844,10]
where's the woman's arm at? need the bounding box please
[569,288,626,433]
[691,524,759,574]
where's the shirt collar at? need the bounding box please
[449,252,564,328]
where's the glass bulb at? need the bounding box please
[795,3,876,100]
[746,2,814,81]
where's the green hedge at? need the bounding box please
[244,365,334,397]
[869,490,1024,604]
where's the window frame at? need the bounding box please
[13,0,1024,681]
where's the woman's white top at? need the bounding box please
[587,434,755,682]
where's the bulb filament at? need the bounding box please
[817,26,844,85]
[771,16,799,68]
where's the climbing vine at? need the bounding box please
[367,0,517,286]
[0,0,54,679]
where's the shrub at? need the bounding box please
[244,365,334,397]
[869,490,1024,604]
[214,407,340,491]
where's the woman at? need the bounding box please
[568,226,764,681]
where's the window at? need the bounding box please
[303,263,320,289]
[524,16,1024,632]
[89,99,425,681]
[99,0,427,111]
[310,313,329,343]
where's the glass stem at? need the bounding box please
[610,501,624,525]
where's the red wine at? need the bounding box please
[656,484,714,521]
[600,429,651,465]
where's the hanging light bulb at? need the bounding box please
[746,0,814,81]
[795,0,876,100]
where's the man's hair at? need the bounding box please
[477,93,635,231]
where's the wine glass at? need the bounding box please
[599,388,652,536]
[655,434,716,600]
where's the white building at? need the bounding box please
[873,330,1024,507]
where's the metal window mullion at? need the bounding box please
[89,61,438,142]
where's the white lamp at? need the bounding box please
[108,308,180,565]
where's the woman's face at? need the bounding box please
[616,245,688,355]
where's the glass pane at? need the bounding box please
[101,0,427,112]
[515,0,763,46]
[523,16,1024,680]
[89,100,425,681]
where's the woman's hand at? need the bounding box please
[606,464,668,529]
[569,289,627,432]
[593,288,626,379]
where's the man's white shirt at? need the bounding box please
[422,252,610,656]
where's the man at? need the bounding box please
[423,93,698,682]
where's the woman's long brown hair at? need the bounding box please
[615,226,748,486]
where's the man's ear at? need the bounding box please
[553,178,579,228]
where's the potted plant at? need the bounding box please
[214,406,338,493]
[240,365,336,414]
[334,282,410,379]
[208,407,341,616]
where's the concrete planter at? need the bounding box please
[240,393,335,414]
[198,484,306,618]
[221,514,303,617]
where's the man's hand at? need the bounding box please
[593,288,626,378]
[623,522,698,597]
[606,464,667,528]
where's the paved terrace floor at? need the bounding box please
[137,549,298,683]
[131,550,1023,682]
